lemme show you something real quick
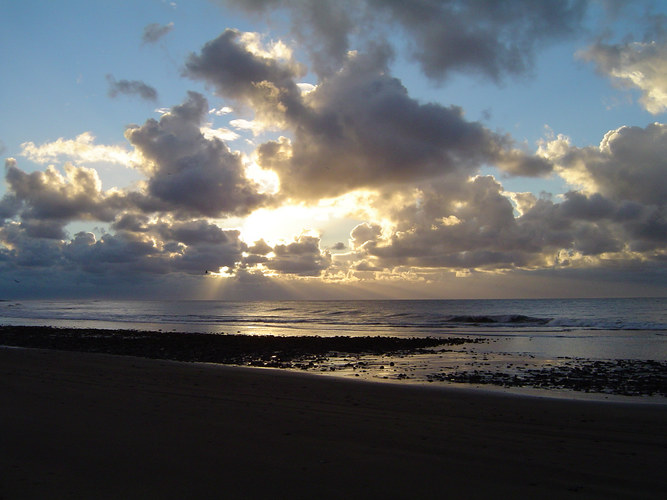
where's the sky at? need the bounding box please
[1,0,666,300]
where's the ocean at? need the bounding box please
[2,298,666,400]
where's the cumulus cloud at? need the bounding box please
[0,222,65,267]
[142,22,174,44]
[339,118,667,274]
[107,75,158,101]
[264,235,331,276]
[580,39,667,114]
[125,91,269,218]
[4,158,128,229]
[3,1,664,295]
[156,220,245,274]
[0,212,248,277]
[350,222,382,250]
[184,28,306,127]
[63,230,165,274]
[251,48,551,199]
[247,239,272,255]
[542,122,667,205]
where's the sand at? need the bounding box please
[1,347,665,499]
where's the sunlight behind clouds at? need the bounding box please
[1,0,665,298]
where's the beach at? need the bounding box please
[2,346,665,499]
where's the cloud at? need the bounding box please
[20,132,139,166]
[142,22,174,44]
[1,213,247,277]
[3,1,664,297]
[344,150,666,275]
[543,122,667,205]
[107,75,158,101]
[200,126,240,142]
[247,239,272,255]
[184,28,305,127]
[580,39,667,114]
[4,158,128,229]
[125,91,270,218]
[0,193,20,221]
[374,0,587,82]
[0,222,65,266]
[63,230,165,274]
[221,0,587,81]
[252,48,551,199]
[154,220,245,274]
[209,106,233,116]
[264,235,331,276]
[350,222,382,250]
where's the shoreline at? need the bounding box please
[2,347,666,498]
[0,325,665,401]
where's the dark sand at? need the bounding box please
[1,347,665,499]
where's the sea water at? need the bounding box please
[1,298,665,399]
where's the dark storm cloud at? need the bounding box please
[125,91,269,218]
[221,0,587,81]
[106,75,158,101]
[142,22,174,44]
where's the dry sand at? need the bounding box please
[1,347,665,499]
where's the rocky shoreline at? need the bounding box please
[1,325,665,397]
[428,358,667,397]
[0,325,471,367]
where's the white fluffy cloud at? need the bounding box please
[21,132,140,167]
[580,40,667,114]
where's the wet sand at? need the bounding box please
[1,347,665,499]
